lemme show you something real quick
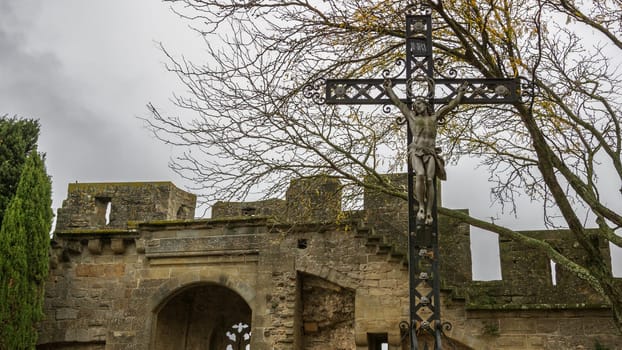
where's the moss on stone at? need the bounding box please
[67,181,174,192]
[466,302,611,311]
[56,228,137,236]
[135,216,277,231]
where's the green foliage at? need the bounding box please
[0,150,53,350]
[0,116,40,226]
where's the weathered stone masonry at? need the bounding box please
[38,178,621,350]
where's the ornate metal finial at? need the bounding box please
[406,1,432,15]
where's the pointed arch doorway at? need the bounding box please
[153,283,252,350]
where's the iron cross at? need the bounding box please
[304,11,520,350]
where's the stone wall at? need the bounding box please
[38,178,622,350]
[212,198,286,219]
[301,274,355,349]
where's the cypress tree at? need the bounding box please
[0,116,40,226]
[0,150,53,349]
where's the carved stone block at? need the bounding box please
[87,239,102,255]
[111,238,125,254]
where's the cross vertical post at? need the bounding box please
[303,9,521,350]
[405,14,437,350]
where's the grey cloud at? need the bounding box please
[0,3,174,211]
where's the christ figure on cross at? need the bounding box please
[383,79,468,225]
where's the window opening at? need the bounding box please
[550,260,557,286]
[241,206,257,216]
[297,239,308,249]
[104,201,112,225]
[94,197,112,226]
[368,332,388,350]
[470,229,502,280]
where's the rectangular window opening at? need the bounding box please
[95,197,112,226]
[470,228,502,281]
[368,332,388,350]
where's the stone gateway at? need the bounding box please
[37,179,621,349]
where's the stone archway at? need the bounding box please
[153,283,252,350]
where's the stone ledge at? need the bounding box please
[56,228,138,237]
[149,256,260,266]
[147,249,260,259]
[135,216,274,230]
[67,181,174,191]
[466,302,612,311]
[145,235,264,255]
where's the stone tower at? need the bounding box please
[55,182,196,231]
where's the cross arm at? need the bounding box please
[321,77,521,105]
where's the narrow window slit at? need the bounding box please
[550,260,557,286]
[105,201,112,225]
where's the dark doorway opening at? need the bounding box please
[154,283,251,350]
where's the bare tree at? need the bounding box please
[145,0,622,330]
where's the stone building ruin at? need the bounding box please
[38,178,621,349]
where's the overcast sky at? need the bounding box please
[1,1,618,279]
[0,1,201,209]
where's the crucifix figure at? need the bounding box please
[383,79,468,225]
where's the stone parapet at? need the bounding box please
[55,182,196,231]
[212,199,286,219]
